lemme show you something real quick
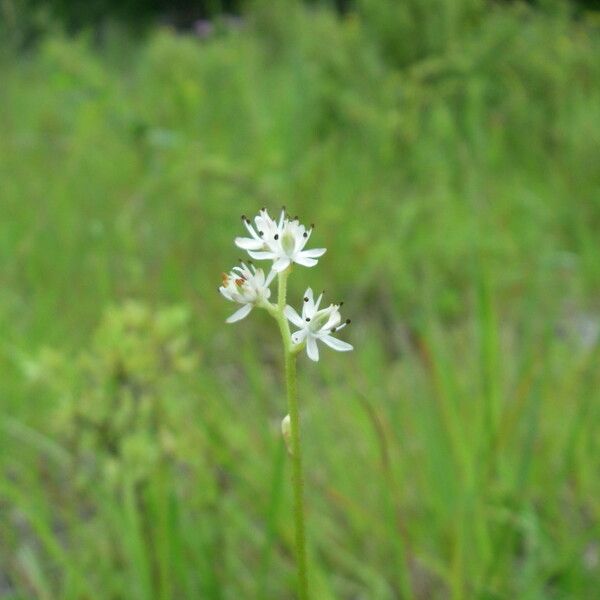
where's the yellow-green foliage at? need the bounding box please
[49,302,197,488]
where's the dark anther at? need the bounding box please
[305,317,311,322]
[294,215,299,220]
[274,234,279,240]
[245,218,251,224]
[259,231,264,237]
[311,223,315,228]
[304,297,309,302]
[331,327,337,333]
[303,232,308,238]
[261,206,266,211]
[339,301,344,306]
[346,319,351,324]
[241,214,246,220]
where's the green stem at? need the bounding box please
[269,268,309,600]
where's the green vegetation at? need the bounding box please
[1,1,599,598]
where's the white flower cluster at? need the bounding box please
[219,208,353,361]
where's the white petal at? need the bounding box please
[321,309,342,332]
[293,255,318,267]
[292,329,308,345]
[320,334,353,352]
[235,237,264,250]
[273,257,291,272]
[298,248,326,259]
[226,304,253,323]
[284,305,305,328]
[264,268,277,287]
[219,286,233,301]
[302,288,314,319]
[248,250,276,260]
[314,293,323,312]
[306,336,319,362]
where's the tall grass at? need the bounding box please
[1,1,599,598]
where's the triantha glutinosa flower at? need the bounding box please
[219,262,275,323]
[284,288,353,361]
[235,208,326,272]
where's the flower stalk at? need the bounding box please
[275,268,309,599]
[219,208,353,599]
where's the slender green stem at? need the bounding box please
[267,268,309,600]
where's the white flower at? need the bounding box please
[284,288,353,361]
[219,262,275,323]
[235,208,285,253]
[236,208,326,273]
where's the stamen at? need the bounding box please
[331,327,336,333]
[346,319,351,324]
[241,214,246,220]
[274,234,279,240]
[261,206,266,211]
[259,231,264,237]
[305,317,311,322]
[303,232,308,238]
[311,223,315,229]
[245,218,251,224]
[304,297,308,302]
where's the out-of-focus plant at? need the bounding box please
[45,301,197,490]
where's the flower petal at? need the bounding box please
[264,268,277,287]
[284,305,305,328]
[248,250,276,260]
[226,304,253,323]
[273,257,291,272]
[292,329,308,345]
[299,248,326,259]
[306,336,319,361]
[320,334,353,352]
[302,288,314,319]
[293,255,318,267]
[235,237,264,250]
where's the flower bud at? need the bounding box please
[281,414,293,455]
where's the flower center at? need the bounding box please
[281,231,296,256]
[309,311,331,332]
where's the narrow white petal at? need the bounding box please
[292,329,308,345]
[306,336,319,361]
[264,268,277,287]
[249,250,276,260]
[302,288,314,319]
[235,237,264,250]
[320,334,353,352]
[219,286,233,301]
[299,248,326,259]
[294,255,318,267]
[226,304,253,323]
[273,257,291,272]
[314,293,323,312]
[321,310,342,332]
[284,305,305,328]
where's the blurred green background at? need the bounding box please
[1,0,599,598]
